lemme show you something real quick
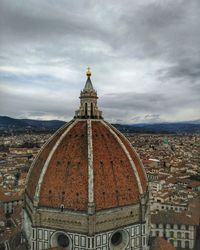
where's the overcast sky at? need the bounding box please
[0,0,199,123]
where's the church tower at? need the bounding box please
[75,68,102,119]
[23,69,150,250]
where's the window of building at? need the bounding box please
[85,103,88,117]
[177,232,181,238]
[57,234,70,248]
[143,225,145,234]
[143,237,146,246]
[32,229,35,239]
[110,230,129,249]
[32,242,35,250]
[131,227,135,236]
[111,232,122,246]
[91,103,93,117]
[177,240,181,247]
[170,231,174,238]
[60,204,64,212]
[185,241,189,248]
[135,237,140,247]
[173,224,177,230]
[185,233,189,239]
[182,225,186,230]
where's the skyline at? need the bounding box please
[0,0,200,124]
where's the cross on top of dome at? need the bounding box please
[86,67,92,77]
[83,67,95,93]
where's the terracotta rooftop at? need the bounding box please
[150,237,176,250]
[188,180,200,188]
[0,207,5,221]
[0,189,22,203]
[26,119,148,212]
[188,196,200,223]
[151,210,199,226]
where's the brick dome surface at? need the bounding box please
[26,119,147,211]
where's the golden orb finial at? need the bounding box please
[86,67,92,77]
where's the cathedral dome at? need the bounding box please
[26,118,147,211]
[25,71,147,212]
[24,69,150,250]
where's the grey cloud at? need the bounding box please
[0,88,76,120]
[100,90,200,122]
[118,1,200,84]
[0,0,200,123]
[102,93,165,111]
[0,0,110,46]
[158,58,200,82]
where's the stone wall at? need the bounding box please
[30,222,149,250]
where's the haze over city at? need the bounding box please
[0,0,200,123]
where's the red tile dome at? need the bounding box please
[25,69,148,212]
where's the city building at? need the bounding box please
[151,210,199,249]
[0,190,23,214]
[150,237,176,250]
[23,69,150,250]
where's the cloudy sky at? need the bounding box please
[0,0,200,123]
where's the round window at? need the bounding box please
[57,234,70,247]
[111,231,122,246]
[109,229,129,250]
[51,231,72,250]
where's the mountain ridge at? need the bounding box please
[0,115,200,134]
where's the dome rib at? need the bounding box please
[39,120,88,210]
[25,120,74,200]
[23,71,150,250]
[92,120,141,210]
[25,119,148,211]
[107,122,148,192]
[34,119,79,206]
[87,119,94,207]
[101,120,143,194]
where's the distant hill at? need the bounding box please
[0,116,66,134]
[114,122,200,134]
[0,115,199,134]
